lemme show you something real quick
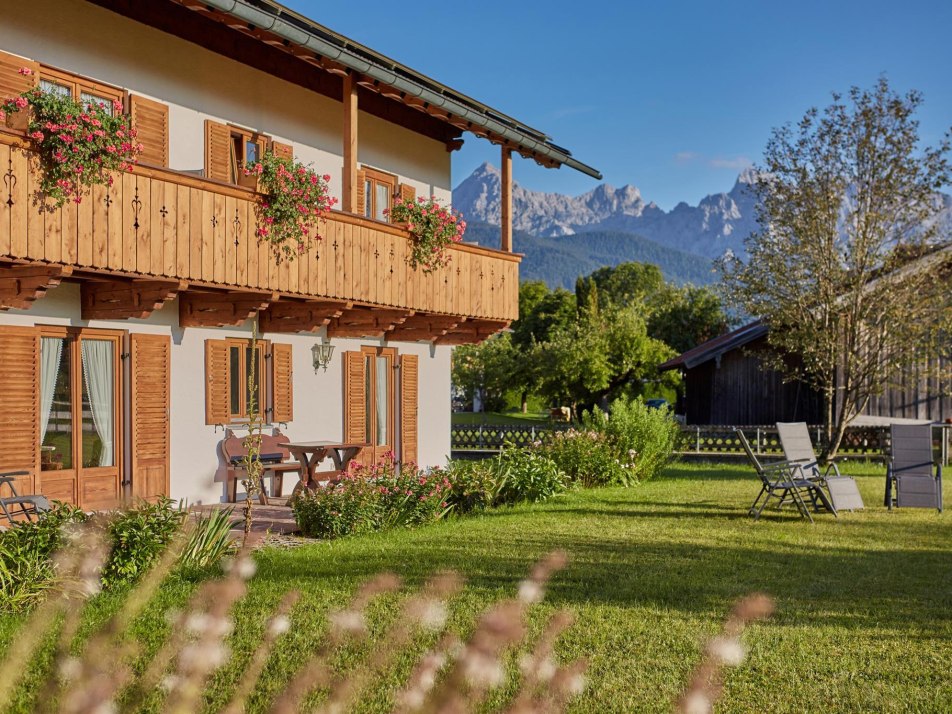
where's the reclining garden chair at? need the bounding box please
[0,471,51,525]
[735,429,834,523]
[776,422,864,512]
[885,424,942,512]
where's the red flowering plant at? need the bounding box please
[384,194,466,273]
[0,69,141,207]
[243,149,337,262]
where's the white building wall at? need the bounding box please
[0,0,453,204]
[0,284,452,505]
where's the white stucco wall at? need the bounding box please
[0,0,452,204]
[0,285,452,505]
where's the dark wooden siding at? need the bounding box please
[861,352,952,422]
[681,336,823,425]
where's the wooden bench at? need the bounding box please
[220,430,302,504]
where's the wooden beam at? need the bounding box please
[0,264,72,310]
[436,319,510,346]
[259,299,350,333]
[179,290,274,327]
[326,307,414,338]
[387,314,463,341]
[81,279,185,320]
[501,147,513,253]
[342,73,359,213]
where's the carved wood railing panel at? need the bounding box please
[0,134,520,322]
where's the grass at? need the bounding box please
[451,411,551,425]
[1,461,950,712]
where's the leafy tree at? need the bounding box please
[511,282,576,351]
[532,306,676,414]
[648,284,730,354]
[451,333,518,412]
[720,78,951,457]
[589,262,665,309]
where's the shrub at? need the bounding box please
[290,457,452,538]
[542,428,627,487]
[385,194,466,273]
[180,507,238,570]
[444,458,501,513]
[494,446,569,505]
[100,498,184,588]
[582,397,679,484]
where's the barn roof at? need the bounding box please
[658,321,767,371]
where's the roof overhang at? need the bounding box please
[95,0,601,179]
[659,321,768,371]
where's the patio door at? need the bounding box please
[39,327,122,509]
[343,347,396,466]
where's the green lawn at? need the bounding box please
[451,411,551,425]
[2,462,950,712]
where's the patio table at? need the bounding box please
[284,441,367,495]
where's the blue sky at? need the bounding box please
[286,0,952,210]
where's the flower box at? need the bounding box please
[237,172,259,191]
[3,106,30,133]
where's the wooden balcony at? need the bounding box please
[0,132,518,342]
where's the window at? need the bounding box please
[226,338,267,421]
[230,129,268,184]
[205,120,270,185]
[38,66,123,114]
[361,167,397,222]
[204,340,293,425]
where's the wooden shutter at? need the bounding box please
[355,168,367,217]
[272,140,293,160]
[204,119,231,182]
[130,333,171,501]
[271,342,293,423]
[398,183,416,205]
[0,50,38,102]
[343,351,368,464]
[205,339,229,425]
[129,95,169,167]
[400,354,419,465]
[0,327,39,498]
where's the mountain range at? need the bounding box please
[453,162,760,262]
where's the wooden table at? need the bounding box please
[284,441,367,494]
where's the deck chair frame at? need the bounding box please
[776,422,864,512]
[735,429,833,523]
[885,424,942,512]
[0,471,51,525]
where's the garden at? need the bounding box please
[0,396,949,712]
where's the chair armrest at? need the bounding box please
[761,458,814,472]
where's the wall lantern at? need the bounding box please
[311,341,335,372]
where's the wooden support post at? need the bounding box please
[500,147,513,252]
[342,73,359,213]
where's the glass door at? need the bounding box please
[362,347,396,463]
[39,328,122,509]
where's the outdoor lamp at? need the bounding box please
[311,341,334,372]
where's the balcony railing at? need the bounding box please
[0,132,519,332]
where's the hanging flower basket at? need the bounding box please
[243,150,337,262]
[385,195,466,273]
[1,70,141,207]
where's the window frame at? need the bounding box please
[224,337,269,423]
[363,167,397,222]
[37,65,125,114]
[228,125,269,185]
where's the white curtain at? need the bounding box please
[376,356,388,445]
[39,337,64,443]
[81,339,114,467]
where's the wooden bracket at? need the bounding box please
[326,307,415,338]
[435,319,510,346]
[81,279,185,320]
[387,314,464,342]
[0,264,72,310]
[259,299,350,334]
[179,290,274,327]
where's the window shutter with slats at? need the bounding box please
[204,119,231,182]
[271,141,293,160]
[130,333,171,500]
[343,351,368,464]
[271,343,293,423]
[400,354,419,465]
[398,183,416,206]
[355,168,367,217]
[0,327,39,499]
[0,50,38,103]
[204,339,229,425]
[129,95,169,167]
